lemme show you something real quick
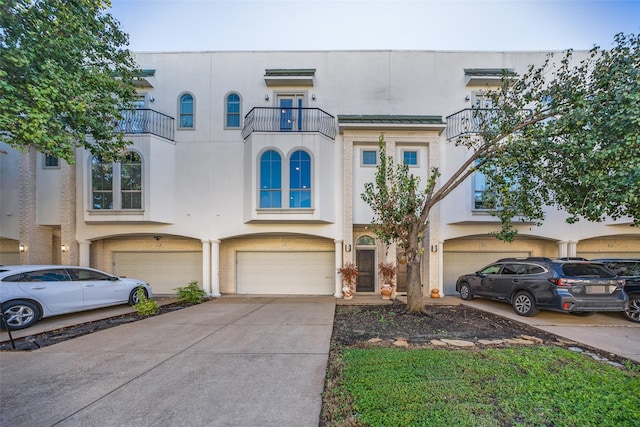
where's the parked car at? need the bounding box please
[591,258,640,323]
[456,257,627,317]
[0,265,152,330]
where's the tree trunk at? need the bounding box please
[405,259,425,313]
[404,232,426,314]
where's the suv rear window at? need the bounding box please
[562,263,616,278]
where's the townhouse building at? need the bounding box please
[1,50,638,297]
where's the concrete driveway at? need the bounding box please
[461,298,640,362]
[0,296,335,426]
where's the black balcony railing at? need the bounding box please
[446,108,533,141]
[119,109,175,141]
[242,107,337,140]
[445,108,497,141]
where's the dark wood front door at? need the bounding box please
[356,249,375,292]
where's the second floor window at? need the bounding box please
[226,93,241,128]
[402,150,418,166]
[91,152,143,210]
[120,152,142,209]
[260,150,282,208]
[289,150,311,208]
[179,93,194,128]
[362,150,377,166]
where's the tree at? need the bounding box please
[0,0,140,164]
[363,33,640,314]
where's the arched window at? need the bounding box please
[121,152,142,209]
[289,150,311,208]
[356,235,375,246]
[260,150,281,208]
[226,93,241,128]
[179,93,194,128]
[91,155,113,209]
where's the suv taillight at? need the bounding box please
[549,278,572,286]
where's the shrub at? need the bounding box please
[132,287,159,316]
[174,280,207,304]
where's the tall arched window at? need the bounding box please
[91,155,113,209]
[179,93,194,128]
[289,150,311,208]
[226,93,241,128]
[121,152,142,209]
[260,150,281,208]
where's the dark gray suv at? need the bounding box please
[591,258,640,323]
[456,257,628,317]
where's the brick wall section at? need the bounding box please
[19,148,53,264]
[60,157,77,265]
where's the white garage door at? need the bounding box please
[443,251,530,296]
[113,251,202,294]
[237,251,334,295]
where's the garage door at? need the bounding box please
[578,252,640,260]
[236,251,334,295]
[443,251,530,296]
[113,252,202,294]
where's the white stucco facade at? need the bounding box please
[1,49,638,297]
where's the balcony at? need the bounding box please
[445,108,495,141]
[446,108,532,141]
[241,107,337,140]
[119,109,175,141]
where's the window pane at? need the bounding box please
[260,190,281,208]
[290,150,310,189]
[121,152,142,209]
[180,94,194,128]
[44,154,59,167]
[260,150,281,208]
[362,150,376,165]
[91,156,113,209]
[403,151,417,166]
[290,190,311,208]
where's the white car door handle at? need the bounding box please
[83,284,95,287]
[30,286,46,290]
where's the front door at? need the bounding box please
[356,249,375,292]
[278,94,304,131]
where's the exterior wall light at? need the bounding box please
[19,244,26,252]
[61,244,68,252]
[344,244,352,252]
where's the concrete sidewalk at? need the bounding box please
[460,298,640,363]
[0,296,336,426]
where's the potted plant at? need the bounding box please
[338,262,359,300]
[378,262,396,300]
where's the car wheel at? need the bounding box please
[624,294,640,323]
[458,283,473,300]
[512,291,539,317]
[128,287,148,305]
[1,300,41,330]
[570,311,596,317]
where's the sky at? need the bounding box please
[109,0,640,52]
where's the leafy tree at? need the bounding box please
[0,0,140,164]
[363,33,640,314]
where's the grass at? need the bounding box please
[322,346,640,426]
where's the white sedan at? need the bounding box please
[0,265,152,330]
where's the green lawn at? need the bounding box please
[324,346,639,426]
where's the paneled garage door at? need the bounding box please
[236,251,334,295]
[443,251,530,296]
[578,252,640,260]
[113,251,202,294]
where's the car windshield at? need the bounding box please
[562,263,616,278]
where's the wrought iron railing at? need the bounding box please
[446,108,532,141]
[242,107,337,140]
[119,109,175,141]
[445,108,497,141]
